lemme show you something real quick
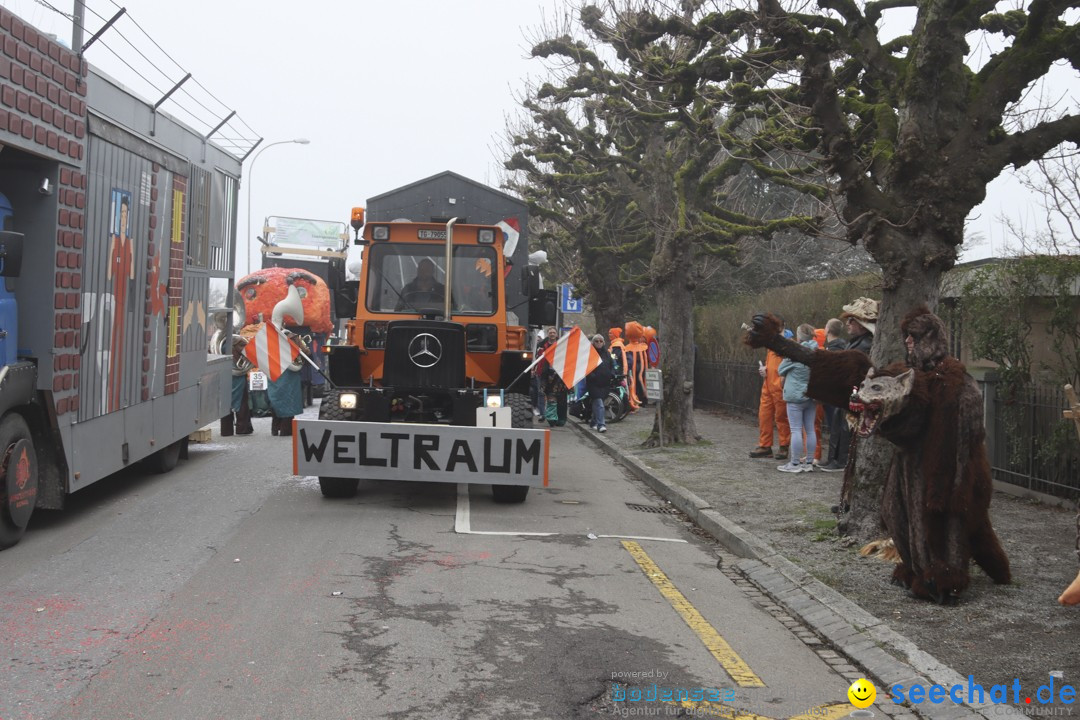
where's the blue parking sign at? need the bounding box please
[560,284,583,313]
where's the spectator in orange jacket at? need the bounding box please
[750,318,792,460]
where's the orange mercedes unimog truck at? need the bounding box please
[293,210,557,503]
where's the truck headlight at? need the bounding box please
[339,392,358,410]
[364,321,388,349]
[484,389,504,408]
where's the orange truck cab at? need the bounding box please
[342,218,530,389]
[294,212,557,504]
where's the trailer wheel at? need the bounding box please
[492,392,531,504]
[144,438,184,474]
[317,391,359,498]
[0,414,37,550]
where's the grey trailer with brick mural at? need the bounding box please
[0,7,246,549]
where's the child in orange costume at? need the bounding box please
[643,326,660,368]
[608,328,627,376]
[624,322,649,408]
[608,327,635,411]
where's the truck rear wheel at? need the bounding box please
[0,414,37,550]
[317,390,359,498]
[492,392,531,504]
[144,438,184,474]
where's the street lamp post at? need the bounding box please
[245,138,310,275]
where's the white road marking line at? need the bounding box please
[597,535,687,543]
[455,484,556,536]
[454,485,687,542]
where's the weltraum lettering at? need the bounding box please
[414,434,440,470]
[483,437,511,473]
[383,433,410,467]
[447,439,478,473]
[296,425,546,485]
[516,437,541,475]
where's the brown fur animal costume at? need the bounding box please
[745,307,1011,603]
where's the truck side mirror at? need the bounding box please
[0,232,24,278]
[523,265,541,298]
[529,289,557,328]
[327,256,358,321]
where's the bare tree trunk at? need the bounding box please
[839,228,948,540]
[645,231,700,447]
[583,248,628,334]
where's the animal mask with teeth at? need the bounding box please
[849,368,915,437]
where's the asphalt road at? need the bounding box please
[0,407,861,720]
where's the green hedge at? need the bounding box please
[695,273,882,361]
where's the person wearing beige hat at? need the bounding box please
[817,298,877,472]
[839,297,877,352]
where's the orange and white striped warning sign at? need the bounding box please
[243,322,299,382]
[542,327,601,390]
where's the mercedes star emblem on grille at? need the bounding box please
[408,333,443,368]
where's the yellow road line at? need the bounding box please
[622,540,765,688]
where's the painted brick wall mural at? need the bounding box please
[0,7,87,419]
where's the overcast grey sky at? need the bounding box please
[5,0,1048,275]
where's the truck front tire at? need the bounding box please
[492,393,531,504]
[318,476,360,498]
[317,391,360,498]
[0,414,37,550]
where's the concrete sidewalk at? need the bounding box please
[569,404,1079,720]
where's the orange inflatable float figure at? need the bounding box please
[236,266,333,334]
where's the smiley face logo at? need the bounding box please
[848,678,876,708]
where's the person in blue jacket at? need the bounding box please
[776,324,820,473]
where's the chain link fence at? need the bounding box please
[694,360,761,417]
[982,379,1080,500]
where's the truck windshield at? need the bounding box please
[366,244,498,316]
